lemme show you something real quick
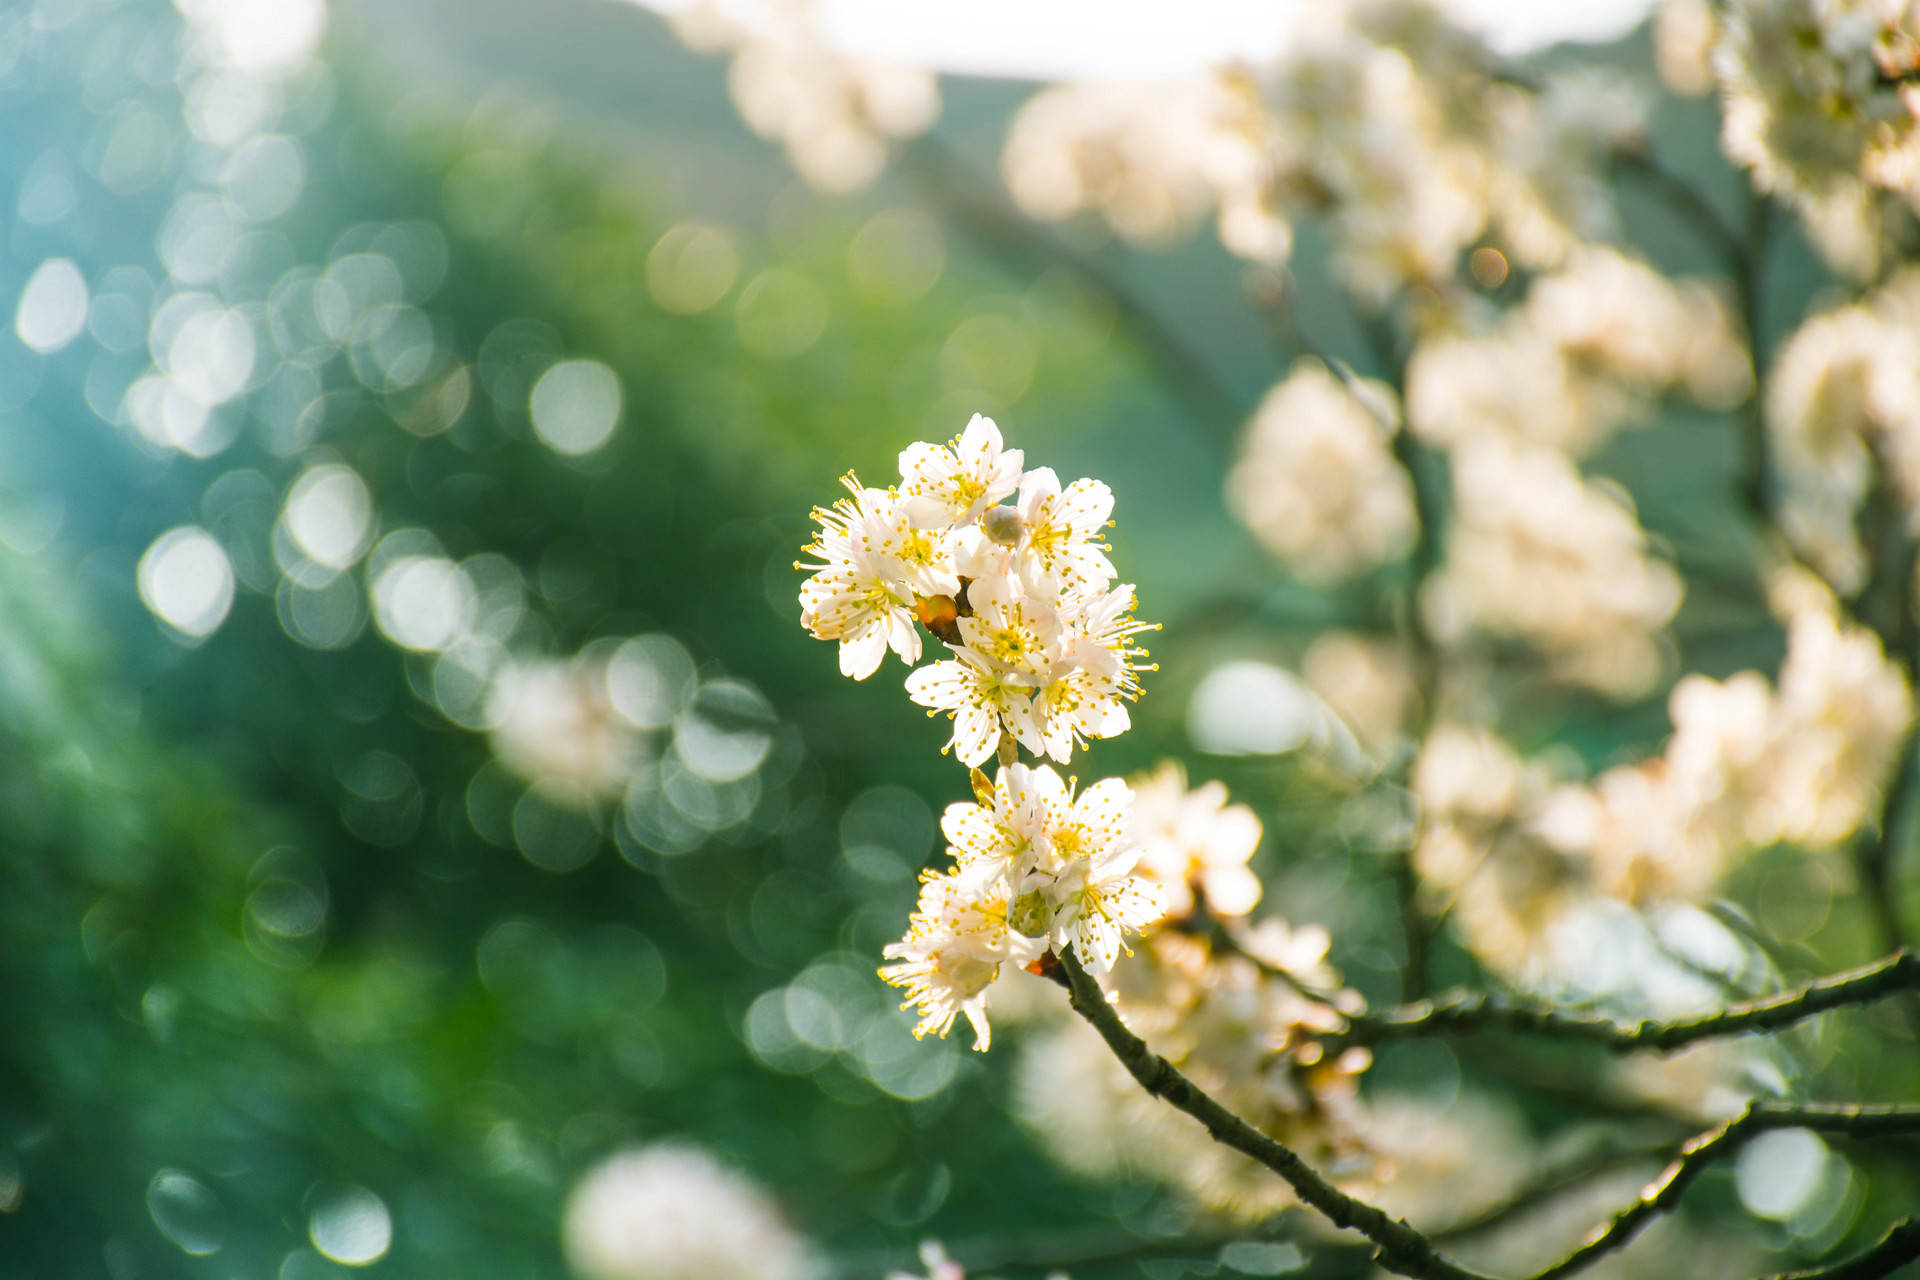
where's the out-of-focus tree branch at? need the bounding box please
[1531,1101,1920,1280]
[1759,1219,1920,1280]
[897,134,1246,449]
[1055,944,1920,1280]
[1323,948,1920,1054]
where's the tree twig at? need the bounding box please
[1323,949,1920,1054]
[1054,947,1920,1280]
[1531,1102,1920,1280]
[1610,148,1749,275]
[1054,947,1496,1280]
[1759,1219,1920,1280]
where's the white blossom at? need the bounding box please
[669,0,938,192]
[487,658,639,805]
[1126,761,1265,920]
[561,1145,810,1280]
[883,764,1166,1046]
[1422,442,1683,696]
[1226,360,1418,583]
[899,413,1025,528]
[1714,0,1920,274]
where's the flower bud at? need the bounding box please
[1008,888,1053,938]
[980,505,1024,546]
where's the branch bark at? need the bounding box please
[1055,947,1497,1280]
[1325,949,1920,1054]
[1054,947,1920,1280]
[1533,1103,1920,1280]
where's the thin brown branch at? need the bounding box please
[1531,1102,1920,1280]
[1324,949,1920,1054]
[1053,948,1496,1280]
[1057,946,1920,1280]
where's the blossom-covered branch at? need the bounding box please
[1058,940,1920,1280]
[1325,948,1920,1054]
[1051,947,1494,1280]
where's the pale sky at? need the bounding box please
[629,0,1661,80]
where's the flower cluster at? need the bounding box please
[878,764,1167,1050]
[1411,726,1590,978]
[1226,359,1418,584]
[999,75,1290,264]
[1582,589,1913,888]
[668,0,939,192]
[1714,0,1920,276]
[798,419,1173,1051]
[798,414,1155,768]
[997,1,1644,310]
[1768,268,1920,591]
[1407,246,1751,458]
[1019,917,1372,1220]
[984,761,1393,1219]
[1127,761,1266,919]
[1413,582,1911,980]
[1422,441,1684,697]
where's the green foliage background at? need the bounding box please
[1,3,1915,1278]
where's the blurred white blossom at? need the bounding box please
[1018,923,1368,1219]
[1226,360,1417,583]
[1300,630,1417,754]
[562,1145,810,1280]
[669,0,938,191]
[1655,0,1722,96]
[1126,761,1265,919]
[1423,442,1682,696]
[997,0,1645,301]
[1715,0,1920,275]
[1768,269,1920,590]
[1408,246,1750,457]
[1000,76,1288,261]
[487,657,641,805]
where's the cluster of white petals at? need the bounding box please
[880,763,1167,1049]
[798,418,1176,1054]
[1415,586,1911,977]
[1264,2,1501,304]
[997,0,1642,301]
[669,0,939,192]
[999,76,1289,263]
[1586,596,1913,878]
[798,414,1154,768]
[1422,442,1683,696]
[1768,269,1920,591]
[1226,360,1418,583]
[1126,761,1265,920]
[1407,247,1751,457]
[1411,727,1590,977]
[1714,0,1920,275]
[561,1144,810,1280]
